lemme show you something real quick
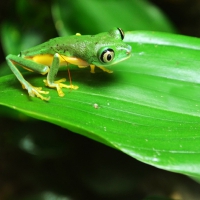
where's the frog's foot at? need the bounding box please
[43,78,79,97]
[90,65,113,73]
[21,82,50,101]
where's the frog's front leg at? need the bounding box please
[6,54,50,101]
[89,65,113,74]
[43,53,78,97]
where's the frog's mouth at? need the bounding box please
[103,50,132,66]
[114,54,131,65]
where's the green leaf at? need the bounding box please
[1,31,200,178]
[1,22,45,56]
[0,23,45,76]
[52,0,176,36]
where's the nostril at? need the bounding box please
[126,50,131,55]
[126,46,132,55]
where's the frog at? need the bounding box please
[6,27,132,101]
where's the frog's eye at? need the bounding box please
[109,27,125,40]
[99,48,115,63]
[117,28,124,40]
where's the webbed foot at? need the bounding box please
[22,82,50,101]
[43,78,78,97]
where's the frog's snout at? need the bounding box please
[126,45,132,56]
[126,45,132,54]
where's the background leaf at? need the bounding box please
[52,0,176,36]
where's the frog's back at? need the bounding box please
[20,34,91,58]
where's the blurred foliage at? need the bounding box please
[1,0,200,199]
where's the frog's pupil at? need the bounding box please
[107,54,112,61]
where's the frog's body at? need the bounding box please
[6,28,132,101]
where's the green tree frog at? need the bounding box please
[6,27,132,101]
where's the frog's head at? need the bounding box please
[91,28,132,66]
